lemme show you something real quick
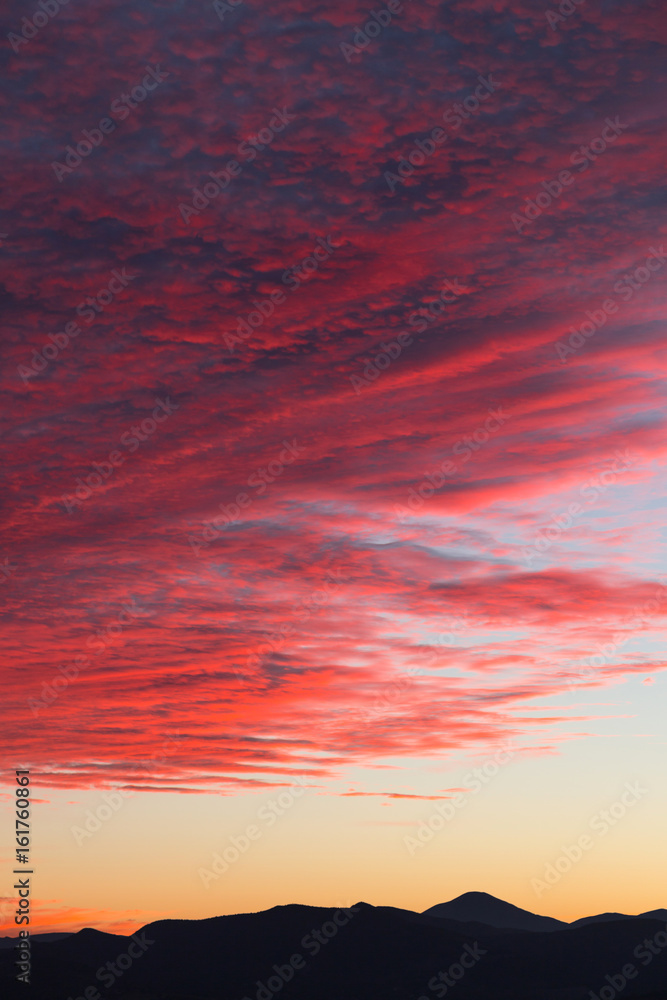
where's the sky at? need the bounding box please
[1,0,666,937]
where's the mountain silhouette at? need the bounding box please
[571,909,667,928]
[0,932,71,949]
[423,890,567,932]
[2,895,666,999]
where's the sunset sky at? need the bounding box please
[2,0,666,937]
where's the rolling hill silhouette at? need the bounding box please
[570,909,667,929]
[1,894,666,999]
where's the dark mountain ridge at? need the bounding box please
[1,893,665,1000]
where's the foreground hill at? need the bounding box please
[1,896,667,999]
